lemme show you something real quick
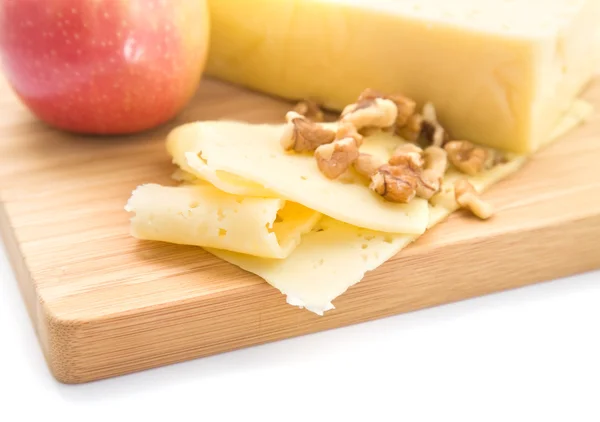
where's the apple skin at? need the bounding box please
[0,0,210,135]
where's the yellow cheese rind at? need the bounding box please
[166,121,430,235]
[206,0,600,153]
[125,183,321,259]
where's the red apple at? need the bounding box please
[0,0,210,135]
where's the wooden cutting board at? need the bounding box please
[1,73,600,384]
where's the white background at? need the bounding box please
[1,240,599,422]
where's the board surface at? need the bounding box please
[1,74,600,384]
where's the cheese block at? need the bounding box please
[166,121,430,235]
[204,100,593,315]
[125,183,321,259]
[206,0,600,154]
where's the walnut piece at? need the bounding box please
[357,89,416,128]
[389,144,424,168]
[387,144,449,200]
[280,111,336,152]
[293,99,325,122]
[357,88,384,103]
[396,113,423,143]
[359,143,450,203]
[416,146,448,199]
[421,102,437,123]
[341,97,398,131]
[359,144,448,203]
[414,179,438,200]
[421,102,450,147]
[422,146,448,185]
[492,151,508,166]
[444,140,490,176]
[454,179,494,220]
[369,162,426,203]
[315,137,360,179]
[389,94,417,128]
[336,121,363,146]
[354,153,385,178]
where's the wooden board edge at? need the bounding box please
[29,210,600,384]
[0,199,57,378]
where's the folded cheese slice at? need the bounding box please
[206,159,526,315]
[125,183,321,259]
[204,99,593,314]
[166,121,430,235]
[206,0,600,153]
[168,128,274,197]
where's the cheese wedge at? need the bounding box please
[204,100,593,314]
[166,121,430,235]
[125,183,321,259]
[206,0,600,153]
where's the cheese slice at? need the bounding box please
[204,100,593,314]
[206,0,600,153]
[125,183,321,259]
[168,128,274,197]
[166,121,430,234]
[171,168,202,184]
[206,158,526,315]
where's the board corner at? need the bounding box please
[38,300,99,384]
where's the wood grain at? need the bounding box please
[1,74,600,384]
